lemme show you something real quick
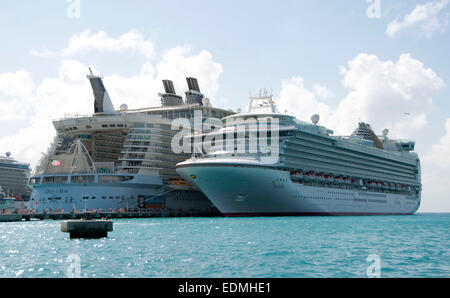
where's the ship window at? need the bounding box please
[83,196,89,200]
[99,176,122,183]
[102,196,107,200]
[43,177,55,184]
[109,124,116,128]
[71,176,95,183]
[91,196,96,200]
[133,123,145,128]
[30,177,41,185]
[102,125,108,128]
[86,125,92,129]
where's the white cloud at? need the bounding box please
[155,47,223,102]
[421,118,450,211]
[105,47,223,109]
[331,53,443,137]
[313,84,335,99]
[277,54,443,138]
[276,77,331,120]
[31,29,155,58]
[423,119,450,168]
[0,70,35,120]
[387,0,450,38]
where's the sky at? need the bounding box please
[0,0,449,212]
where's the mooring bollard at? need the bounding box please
[61,218,113,239]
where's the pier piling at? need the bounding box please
[61,219,113,239]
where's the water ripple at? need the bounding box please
[0,214,448,277]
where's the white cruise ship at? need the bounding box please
[176,93,422,216]
[0,153,31,207]
[28,69,233,213]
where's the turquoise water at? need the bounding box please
[0,213,448,278]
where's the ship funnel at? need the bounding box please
[186,77,201,92]
[160,80,184,106]
[185,77,204,105]
[87,68,116,114]
[163,80,176,94]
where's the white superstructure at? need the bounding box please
[28,71,233,213]
[0,153,31,203]
[176,93,422,216]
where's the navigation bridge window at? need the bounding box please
[98,175,133,183]
[43,176,68,184]
[71,176,95,183]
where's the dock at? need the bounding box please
[0,214,23,222]
[0,210,222,223]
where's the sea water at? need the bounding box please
[0,213,448,278]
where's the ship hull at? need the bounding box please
[28,175,217,213]
[177,164,421,217]
[29,182,161,213]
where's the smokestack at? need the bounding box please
[163,80,176,94]
[160,80,184,106]
[87,68,116,114]
[185,77,204,105]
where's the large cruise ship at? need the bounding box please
[176,93,422,216]
[0,153,31,207]
[28,69,233,213]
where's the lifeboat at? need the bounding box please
[168,179,193,190]
[290,171,303,180]
[335,177,344,183]
[343,177,351,184]
[324,175,334,182]
[304,172,314,181]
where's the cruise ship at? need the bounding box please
[28,69,233,213]
[0,153,31,211]
[176,93,422,216]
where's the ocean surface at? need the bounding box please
[0,213,448,278]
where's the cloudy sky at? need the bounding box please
[0,0,449,212]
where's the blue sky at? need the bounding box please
[1,1,449,134]
[0,0,449,211]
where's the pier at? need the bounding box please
[0,214,23,222]
[0,210,222,223]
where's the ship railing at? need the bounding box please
[54,113,94,121]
